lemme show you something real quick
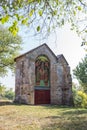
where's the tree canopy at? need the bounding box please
[0,0,87,44]
[0,26,22,77]
[73,55,87,92]
[0,84,15,100]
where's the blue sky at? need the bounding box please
[0,24,86,89]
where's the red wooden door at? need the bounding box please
[35,90,50,105]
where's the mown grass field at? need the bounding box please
[0,101,87,130]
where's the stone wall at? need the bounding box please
[15,45,57,104]
[15,44,73,106]
[57,56,73,105]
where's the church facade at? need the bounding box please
[14,44,73,105]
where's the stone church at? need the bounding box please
[14,44,73,105]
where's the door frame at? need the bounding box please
[34,87,50,105]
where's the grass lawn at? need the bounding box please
[0,100,87,130]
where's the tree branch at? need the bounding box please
[79,0,87,7]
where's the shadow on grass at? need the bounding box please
[36,105,87,130]
[42,104,74,108]
[62,108,87,115]
[0,100,23,106]
[42,119,87,130]
[0,101,87,130]
[0,100,13,106]
[0,100,35,106]
[42,110,87,130]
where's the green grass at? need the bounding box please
[0,101,87,130]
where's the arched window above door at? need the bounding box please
[35,55,50,87]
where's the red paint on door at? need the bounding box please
[35,90,50,105]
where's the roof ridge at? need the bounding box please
[14,43,57,61]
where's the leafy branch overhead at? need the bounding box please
[0,0,87,43]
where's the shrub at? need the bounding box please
[73,90,87,108]
[5,90,15,100]
[77,91,87,108]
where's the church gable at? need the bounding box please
[15,43,57,62]
[14,43,73,106]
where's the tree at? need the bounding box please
[5,88,15,100]
[0,84,6,98]
[0,26,22,77]
[0,84,15,100]
[73,55,87,92]
[0,0,87,44]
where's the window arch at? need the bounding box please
[35,55,50,87]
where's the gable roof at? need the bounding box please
[14,43,69,65]
[14,43,58,61]
[57,54,68,65]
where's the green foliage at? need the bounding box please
[73,55,87,92]
[9,21,19,36]
[1,15,9,24]
[0,84,15,100]
[38,10,43,16]
[0,0,87,43]
[0,26,22,76]
[78,6,82,11]
[0,84,6,98]
[78,91,87,108]
[21,18,28,25]
[37,26,40,32]
[5,89,15,100]
[29,9,34,17]
[73,90,87,108]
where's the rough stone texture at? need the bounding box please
[14,44,73,106]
